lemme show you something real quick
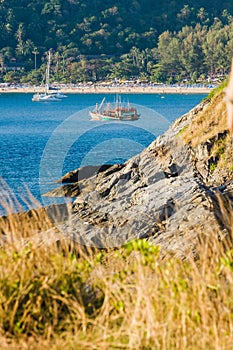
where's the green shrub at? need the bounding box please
[209,162,217,171]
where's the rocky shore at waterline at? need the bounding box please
[39,94,233,259]
[1,92,232,259]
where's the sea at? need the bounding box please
[0,92,207,214]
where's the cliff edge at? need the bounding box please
[40,91,233,258]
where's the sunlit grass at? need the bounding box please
[181,90,233,178]
[182,91,227,147]
[0,204,232,349]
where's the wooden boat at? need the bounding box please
[89,96,140,121]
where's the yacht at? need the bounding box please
[32,51,66,102]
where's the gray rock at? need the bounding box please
[22,99,233,258]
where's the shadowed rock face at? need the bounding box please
[56,164,124,184]
[33,100,233,259]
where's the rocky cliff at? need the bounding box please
[39,90,233,259]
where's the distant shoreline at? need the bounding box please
[0,85,211,95]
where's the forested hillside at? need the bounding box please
[1,0,233,83]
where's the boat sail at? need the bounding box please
[32,51,67,102]
[89,96,140,121]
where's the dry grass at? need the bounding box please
[181,90,233,178]
[0,208,54,240]
[0,179,73,241]
[212,134,233,173]
[182,91,227,147]
[0,204,232,350]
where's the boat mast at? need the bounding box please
[45,50,51,94]
[99,97,105,111]
[115,94,119,116]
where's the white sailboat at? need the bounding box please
[32,51,66,102]
[32,93,61,102]
[50,91,67,99]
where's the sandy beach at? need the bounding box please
[0,85,211,95]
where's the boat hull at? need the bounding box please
[32,93,61,102]
[89,112,140,121]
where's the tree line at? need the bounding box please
[1,1,233,84]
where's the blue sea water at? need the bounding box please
[0,92,206,214]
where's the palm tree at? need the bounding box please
[0,54,4,72]
[32,47,39,70]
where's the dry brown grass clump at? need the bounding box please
[0,208,232,350]
[182,91,227,147]
[0,207,54,240]
[181,89,233,177]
